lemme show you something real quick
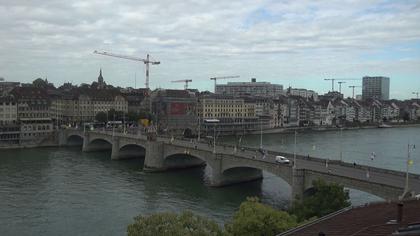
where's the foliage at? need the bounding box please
[225,197,298,236]
[127,211,223,236]
[32,78,48,88]
[107,109,124,121]
[95,112,107,123]
[289,179,351,222]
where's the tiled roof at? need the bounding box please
[281,199,420,236]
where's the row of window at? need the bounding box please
[22,125,51,131]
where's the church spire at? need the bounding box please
[98,68,104,84]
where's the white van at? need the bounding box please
[275,156,290,164]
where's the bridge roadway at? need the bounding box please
[60,129,420,201]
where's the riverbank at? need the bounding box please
[246,122,420,135]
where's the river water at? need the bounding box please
[1,127,419,235]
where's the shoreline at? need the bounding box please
[245,122,420,135]
[1,123,420,149]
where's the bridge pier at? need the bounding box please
[291,169,305,201]
[111,137,120,160]
[58,131,67,147]
[143,141,165,172]
[81,133,91,152]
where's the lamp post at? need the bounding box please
[339,128,343,162]
[402,142,416,198]
[260,119,263,149]
[412,92,419,99]
[213,123,216,154]
[293,130,297,169]
[198,114,201,142]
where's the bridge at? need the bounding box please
[59,129,420,201]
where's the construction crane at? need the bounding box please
[210,75,240,92]
[337,81,346,93]
[172,79,192,90]
[324,78,360,92]
[93,50,160,89]
[348,85,362,99]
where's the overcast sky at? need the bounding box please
[1,0,419,99]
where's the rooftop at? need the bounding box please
[280,199,420,236]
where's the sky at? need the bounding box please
[0,0,420,99]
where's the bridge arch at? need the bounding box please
[163,152,206,170]
[118,143,146,159]
[84,138,112,152]
[221,162,293,187]
[66,134,84,146]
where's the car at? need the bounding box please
[275,156,290,164]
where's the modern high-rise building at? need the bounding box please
[362,76,390,100]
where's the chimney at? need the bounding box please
[251,78,256,83]
[397,202,403,223]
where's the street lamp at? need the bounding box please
[339,128,343,162]
[402,143,416,198]
[413,92,419,99]
[293,130,297,169]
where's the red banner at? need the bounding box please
[170,102,188,115]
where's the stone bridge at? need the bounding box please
[59,129,420,201]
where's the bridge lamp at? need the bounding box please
[402,143,416,198]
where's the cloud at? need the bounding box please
[0,0,419,98]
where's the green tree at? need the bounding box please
[95,112,107,123]
[225,197,298,236]
[127,211,223,236]
[290,179,351,222]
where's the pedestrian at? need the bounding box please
[353,162,356,167]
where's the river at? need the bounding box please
[0,127,419,235]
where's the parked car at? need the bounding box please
[275,156,290,164]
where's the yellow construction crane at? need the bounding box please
[93,50,160,89]
[348,85,362,99]
[324,78,360,92]
[210,75,240,92]
[172,79,192,90]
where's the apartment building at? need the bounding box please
[0,96,19,144]
[362,76,390,100]
[11,87,53,143]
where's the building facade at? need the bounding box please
[215,78,283,98]
[362,76,390,100]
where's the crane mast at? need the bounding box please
[324,78,361,92]
[348,85,362,99]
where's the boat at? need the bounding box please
[378,123,392,128]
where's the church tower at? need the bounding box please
[97,68,106,89]
[98,68,104,84]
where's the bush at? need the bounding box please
[290,179,351,222]
[127,211,223,236]
[225,197,298,236]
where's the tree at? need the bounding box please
[32,78,47,87]
[95,112,107,123]
[127,211,223,236]
[290,179,351,222]
[225,197,298,236]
